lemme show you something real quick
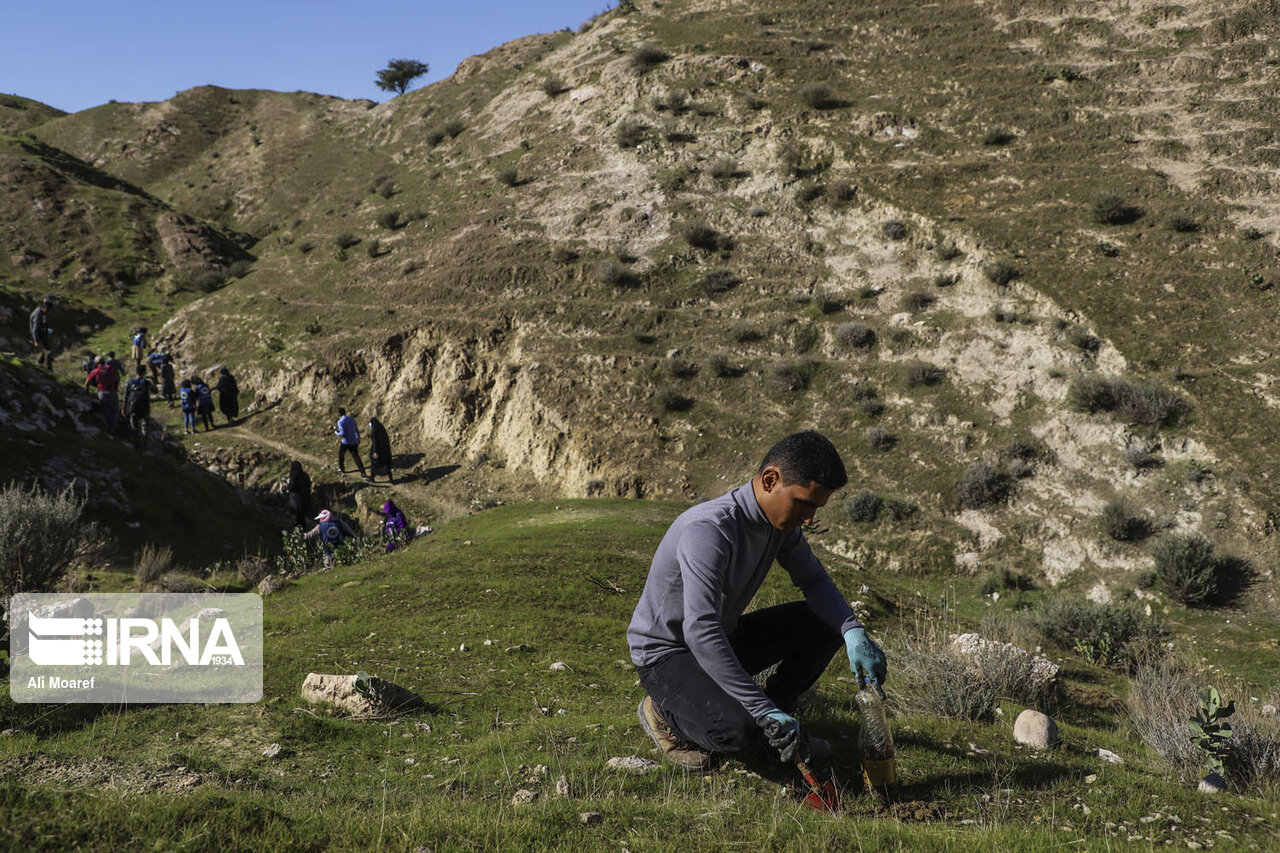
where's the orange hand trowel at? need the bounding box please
[796,759,841,814]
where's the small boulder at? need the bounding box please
[580,811,603,825]
[549,661,568,671]
[301,672,429,716]
[951,633,1059,690]
[512,788,538,806]
[1013,710,1059,749]
[1096,748,1124,764]
[555,775,570,797]
[262,743,282,759]
[1261,704,1277,716]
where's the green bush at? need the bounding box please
[794,181,823,204]
[334,232,360,250]
[376,210,401,230]
[654,385,692,412]
[813,289,842,314]
[1166,211,1198,233]
[496,167,519,187]
[425,127,447,147]
[707,157,737,181]
[615,118,647,148]
[192,270,229,292]
[835,322,876,349]
[867,426,897,451]
[905,362,945,387]
[982,127,1016,146]
[541,75,566,96]
[900,291,936,312]
[442,119,465,138]
[629,45,669,73]
[1031,598,1165,670]
[135,544,173,590]
[1099,500,1150,542]
[1067,375,1190,426]
[933,272,959,288]
[791,324,819,354]
[826,180,856,204]
[798,81,838,110]
[663,357,698,380]
[844,489,884,522]
[956,461,1011,509]
[0,483,105,601]
[700,269,739,295]
[227,259,253,278]
[597,261,639,288]
[881,220,908,241]
[652,87,688,113]
[1091,192,1141,225]
[1151,533,1220,606]
[983,259,1019,286]
[777,140,808,176]
[678,221,731,252]
[767,361,812,392]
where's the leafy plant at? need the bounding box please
[983,259,1019,286]
[1091,193,1141,225]
[1152,533,1220,606]
[798,81,839,109]
[881,220,908,241]
[615,118,647,148]
[835,322,876,349]
[1188,687,1235,776]
[629,45,669,73]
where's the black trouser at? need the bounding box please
[128,411,150,449]
[338,442,366,475]
[636,602,843,755]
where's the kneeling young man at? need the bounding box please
[627,431,887,770]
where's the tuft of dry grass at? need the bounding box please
[135,543,174,590]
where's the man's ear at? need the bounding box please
[759,466,781,492]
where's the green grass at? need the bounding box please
[2,502,1277,851]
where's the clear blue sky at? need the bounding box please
[2,1,614,114]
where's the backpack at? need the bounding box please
[133,332,145,347]
[196,383,213,408]
[125,378,150,415]
[180,386,197,411]
[318,521,343,551]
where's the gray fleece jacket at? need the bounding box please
[626,482,861,721]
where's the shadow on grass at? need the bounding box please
[227,398,281,428]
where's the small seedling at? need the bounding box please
[1187,686,1234,776]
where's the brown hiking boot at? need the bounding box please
[637,696,711,771]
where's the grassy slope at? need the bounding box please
[1,501,1276,850]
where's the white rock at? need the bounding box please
[1013,710,1059,749]
[1086,583,1111,605]
[951,633,1059,689]
[262,743,282,758]
[1198,772,1227,794]
[555,775,570,797]
[580,811,602,825]
[1261,704,1277,716]
[550,661,568,671]
[606,756,660,774]
[512,788,538,806]
[1096,748,1124,764]
[459,644,469,652]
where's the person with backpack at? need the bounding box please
[160,355,177,407]
[367,416,394,483]
[285,461,313,529]
[214,367,240,425]
[131,328,147,364]
[29,295,55,370]
[146,349,166,384]
[123,365,153,450]
[334,407,367,477]
[377,499,409,552]
[105,352,126,385]
[194,376,215,431]
[179,378,197,434]
[84,356,120,435]
[303,509,357,568]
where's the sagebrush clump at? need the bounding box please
[1067,375,1190,427]
[0,482,105,600]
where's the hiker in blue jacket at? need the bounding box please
[627,431,887,771]
[179,379,197,434]
[334,407,367,478]
[304,509,357,568]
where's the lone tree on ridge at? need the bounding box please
[375,59,429,96]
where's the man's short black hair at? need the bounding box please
[338,407,347,416]
[759,430,848,490]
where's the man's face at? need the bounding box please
[755,467,835,530]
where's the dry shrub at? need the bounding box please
[135,544,174,589]
[237,555,269,587]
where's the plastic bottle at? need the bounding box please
[856,679,896,796]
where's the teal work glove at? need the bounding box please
[843,626,887,687]
[762,710,807,763]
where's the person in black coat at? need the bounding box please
[285,461,313,528]
[367,417,394,483]
[214,367,240,424]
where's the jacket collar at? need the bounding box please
[733,481,771,528]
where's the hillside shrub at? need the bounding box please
[372,176,396,198]
[678,221,731,252]
[615,118,647,148]
[791,324,819,354]
[550,245,578,264]
[935,241,962,260]
[227,259,253,278]
[700,269,739,295]
[814,289,842,314]
[867,426,897,451]
[794,181,823,204]
[376,210,401,230]
[1166,211,1198,233]
[630,45,669,73]
[890,633,999,722]
[826,180,856,204]
[1124,444,1162,471]
[597,261,639,289]
[334,232,360,250]
[366,239,382,258]
[835,322,876,349]
[1067,375,1190,426]
[442,119,465,138]
[0,483,105,602]
[798,81,838,109]
[708,354,740,378]
[777,140,807,176]
[982,127,1016,146]
[731,325,763,343]
[1068,327,1101,352]
[541,75,566,96]
[425,127,448,147]
[1091,192,1141,225]
[653,87,688,113]
[933,272,959,288]
[298,241,315,254]
[192,270,228,292]
[1152,533,1220,606]
[956,461,1012,509]
[654,385,692,412]
[901,291,935,312]
[905,363,945,387]
[983,259,1019,286]
[1099,500,1151,542]
[663,357,698,380]
[844,489,884,522]
[496,167,519,187]
[767,361,812,392]
[881,220,908,241]
[707,157,737,181]
[629,326,656,344]
[1031,598,1165,670]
